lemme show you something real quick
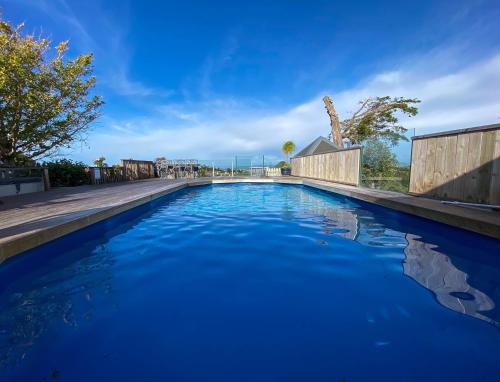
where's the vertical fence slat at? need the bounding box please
[441,135,457,199]
[463,132,483,202]
[291,148,361,186]
[490,129,500,204]
[409,139,427,194]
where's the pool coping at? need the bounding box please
[0,177,498,263]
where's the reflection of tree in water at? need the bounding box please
[403,233,498,327]
[0,245,117,368]
[308,203,498,327]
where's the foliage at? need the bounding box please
[282,141,296,164]
[361,138,409,193]
[362,138,399,177]
[44,159,90,187]
[341,96,419,145]
[275,160,288,168]
[93,156,107,167]
[0,19,103,163]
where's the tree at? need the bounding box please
[362,138,411,192]
[93,156,107,167]
[362,138,399,177]
[282,141,296,164]
[0,19,103,163]
[275,160,288,168]
[323,95,420,146]
[341,96,419,145]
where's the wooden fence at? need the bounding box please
[121,159,155,180]
[409,124,500,204]
[88,166,126,185]
[291,147,361,186]
[88,160,155,185]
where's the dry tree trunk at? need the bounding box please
[322,95,344,148]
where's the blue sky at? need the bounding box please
[3,0,500,164]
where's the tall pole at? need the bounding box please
[231,160,234,177]
[212,161,215,177]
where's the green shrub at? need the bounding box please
[275,161,288,168]
[44,159,90,187]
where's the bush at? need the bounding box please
[44,159,90,187]
[275,161,288,168]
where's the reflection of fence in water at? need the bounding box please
[307,207,359,240]
[403,233,497,326]
[308,203,497,326]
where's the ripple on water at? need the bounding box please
[0,183,498,382]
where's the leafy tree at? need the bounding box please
[362,138,399,177]
[93,156,107,167]
[362,138,410,192]
[0,19,103,163]
[282,141,296,165]
[275,160,288,168]
[340,96,419,145]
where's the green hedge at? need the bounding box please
[44,159,90,187]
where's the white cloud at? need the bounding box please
[72,51,500,165]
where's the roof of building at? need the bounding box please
[294,136,342,157]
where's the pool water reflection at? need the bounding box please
[0,183,498,381]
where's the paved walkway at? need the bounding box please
[0,177,498,262]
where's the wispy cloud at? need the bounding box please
[11,0,170,98]
[74,50,500,164]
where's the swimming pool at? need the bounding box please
[0,183,499,381]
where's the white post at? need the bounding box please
[231,160,234,177]
[212,161,215,177]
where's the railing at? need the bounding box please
[154,156,284,179]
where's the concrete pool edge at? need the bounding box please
[0,177,498,263]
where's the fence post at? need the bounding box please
[358,147,363,187]
[42,168,51,191]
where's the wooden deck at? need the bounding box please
[0,177,498,263]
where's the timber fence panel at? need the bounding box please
[291,147,361,186]
[121,160,155,180]
[408,124,500,204]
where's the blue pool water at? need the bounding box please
[0,183,499,381]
